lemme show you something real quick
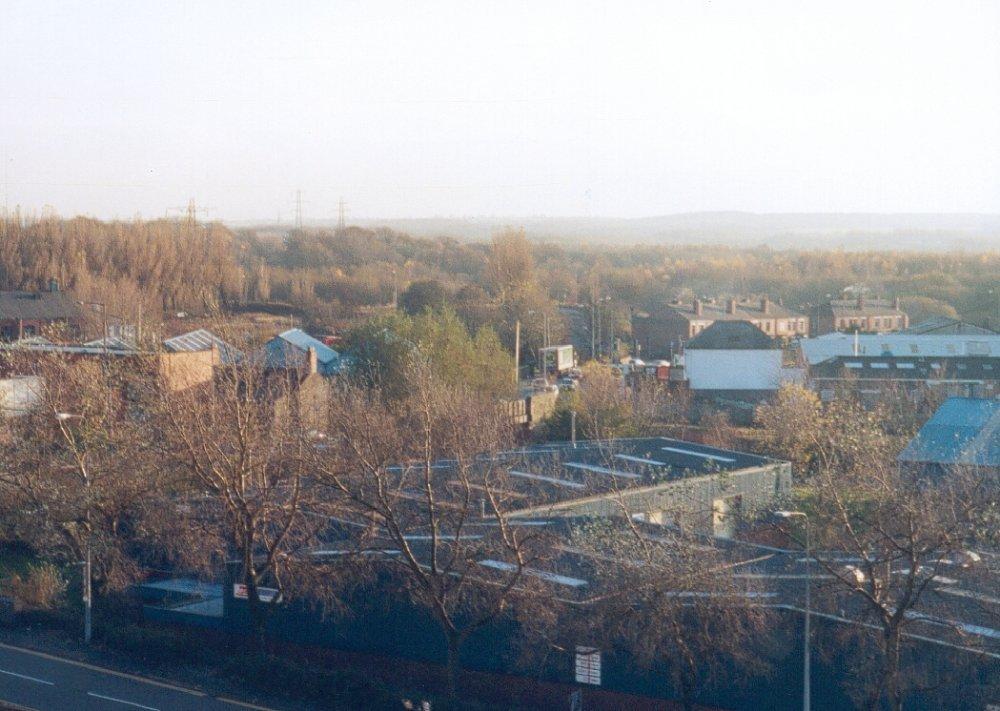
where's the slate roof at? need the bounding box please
[898,397,1000,467]
[0,291,82,321]
[686,321,777,350]
[663,299,804,321]
[824,299,906,318]
[901,317,997,336]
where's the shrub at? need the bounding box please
[4,563,66,611]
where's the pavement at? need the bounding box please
[0,642,284,711]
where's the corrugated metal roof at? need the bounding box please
[898,397,1000,467]
[263,329,340,375]
[802,333,1000,364]
[163,329,242,364]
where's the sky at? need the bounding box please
[1,0,999,222]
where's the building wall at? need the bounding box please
[0,376,42,415]
[685,349,784,391]
[508,462,792,536]
[157,350,215,392]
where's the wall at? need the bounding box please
[157,350,216,392]
[507,462,793,536]
[0,376,42,415]
[686,349,783,391]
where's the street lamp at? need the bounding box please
[775,510,811,711]
[56,411,91,644]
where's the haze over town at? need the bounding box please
[3,0,999,231]
[0,3,998,711]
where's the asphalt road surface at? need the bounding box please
[0,642,283,711]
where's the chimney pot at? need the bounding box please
[306,346,318,375]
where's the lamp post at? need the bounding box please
[56,411,91,644]
[776,510,811,711]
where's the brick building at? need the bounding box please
[809,295,908,336]
[632,297,808,359]
[0,280,83,342]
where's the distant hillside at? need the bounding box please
[325,213,1000,251]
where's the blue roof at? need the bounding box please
[264,329,340,375]
[898,397,1000,467]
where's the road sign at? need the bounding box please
[575,646,601,686]
[232,583,281,603]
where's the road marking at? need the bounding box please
[0,668,55,685]
[733,573,834,580]
[0,643,204,697]
[87,692,160,710]
[217,697,284,710]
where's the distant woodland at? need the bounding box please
[2,213,998,342]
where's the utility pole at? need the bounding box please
[337,197,347,230]
[514,320,521,385]
[590,304,596,361]
[295,190,303,230]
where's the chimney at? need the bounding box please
[892,295,900,310]
[693,298,703,316]
[727,298,737,315]
[48,278,59,293]
[760,296,770,314]
[306,346,318,375]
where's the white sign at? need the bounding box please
[232,583,282,603]
[574,646,601,686]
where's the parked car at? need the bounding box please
[531,377,558,393]
[557,377,577,391]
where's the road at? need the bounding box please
[0,642,284,711]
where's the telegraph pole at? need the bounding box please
[337,197,347,230]
[295,190,303,230]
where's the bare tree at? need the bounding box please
[0,351,192,639]
[791,457,998,711]
[157,350,336,638]
[314,359,558,698]
[565,510,772,711]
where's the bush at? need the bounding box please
[4,563,66,612]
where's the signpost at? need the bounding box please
[232,583,282,604]
[574,646,601,686]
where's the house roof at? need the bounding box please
[686,321,777,350]
[822,299,905,318]
[901,317,997,336]
[898,397,1000,467]
[273,329,338,363]
[263,329,340,374]
[164,328,242,364]
[0,290,82,321]
[661,299,805,322]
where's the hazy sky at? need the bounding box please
[2,1,998,221]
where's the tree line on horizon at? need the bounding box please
[2,213,998,342]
